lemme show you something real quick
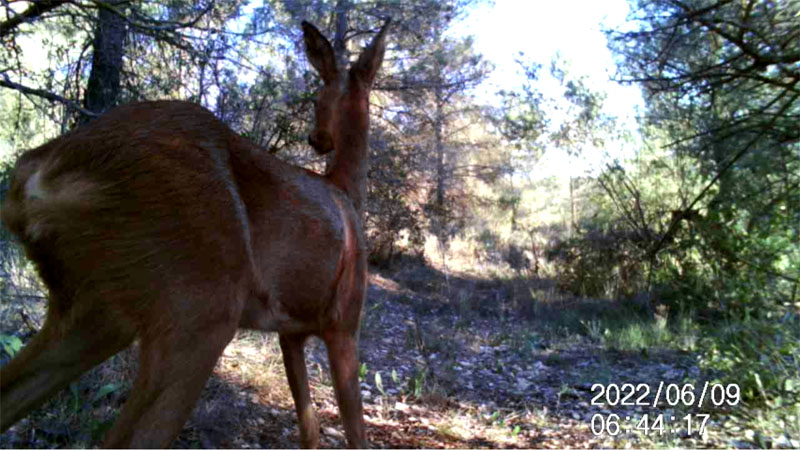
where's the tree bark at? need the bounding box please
[569,176,576,237]
[332,0,350,70]
[432,21,447,240]
[82,1,127,123]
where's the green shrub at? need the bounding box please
[699,312,800,407]
[547,227,647,299]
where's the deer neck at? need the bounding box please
[328,91,369,214]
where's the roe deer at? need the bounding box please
[0,19,389,448]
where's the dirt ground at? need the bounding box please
[0,263,783,448]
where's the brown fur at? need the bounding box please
[0,19,390,448]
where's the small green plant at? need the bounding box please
[408,368,428,398]
[0,333,22,357]
[485,410,500,425]
[374,372,385,396]
[556,384,576,407]
[358,362,368,380]
[92,383,121,404]
[580,319,606,343]
[493,359,505,374]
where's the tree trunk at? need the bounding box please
[569,176,576,236]
[432,21,447,241]
[434,93,445,214]
[82,0,127,123]
[332,0,350,70]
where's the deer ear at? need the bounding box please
[352,19,391,85]
[302,21,337,83]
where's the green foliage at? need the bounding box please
[358,362,368,380]
[606,0,800,408]
[0,333,22,358]
[699,313,800,407]
[0,93,58,159]
[653,205,799,318]
[546,225,649,299]
[366,129,426,264]
[579,312,697,352]
[548,57,615,156]
[90,418,116,444]
[92,383,121,404]
[495,62,546,154]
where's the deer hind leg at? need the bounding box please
[279,333,320,448]
[322,330,366,448]
[0,299,135,432]
[102,296,240,448]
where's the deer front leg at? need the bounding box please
[279,333,320,449]
[323,331,366,448]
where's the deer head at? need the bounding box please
[303,20,390,211]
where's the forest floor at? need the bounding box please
[0,260,793,448]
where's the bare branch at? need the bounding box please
[0,0,69,38]
[0,74,98,118]
[87,0,216,33]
